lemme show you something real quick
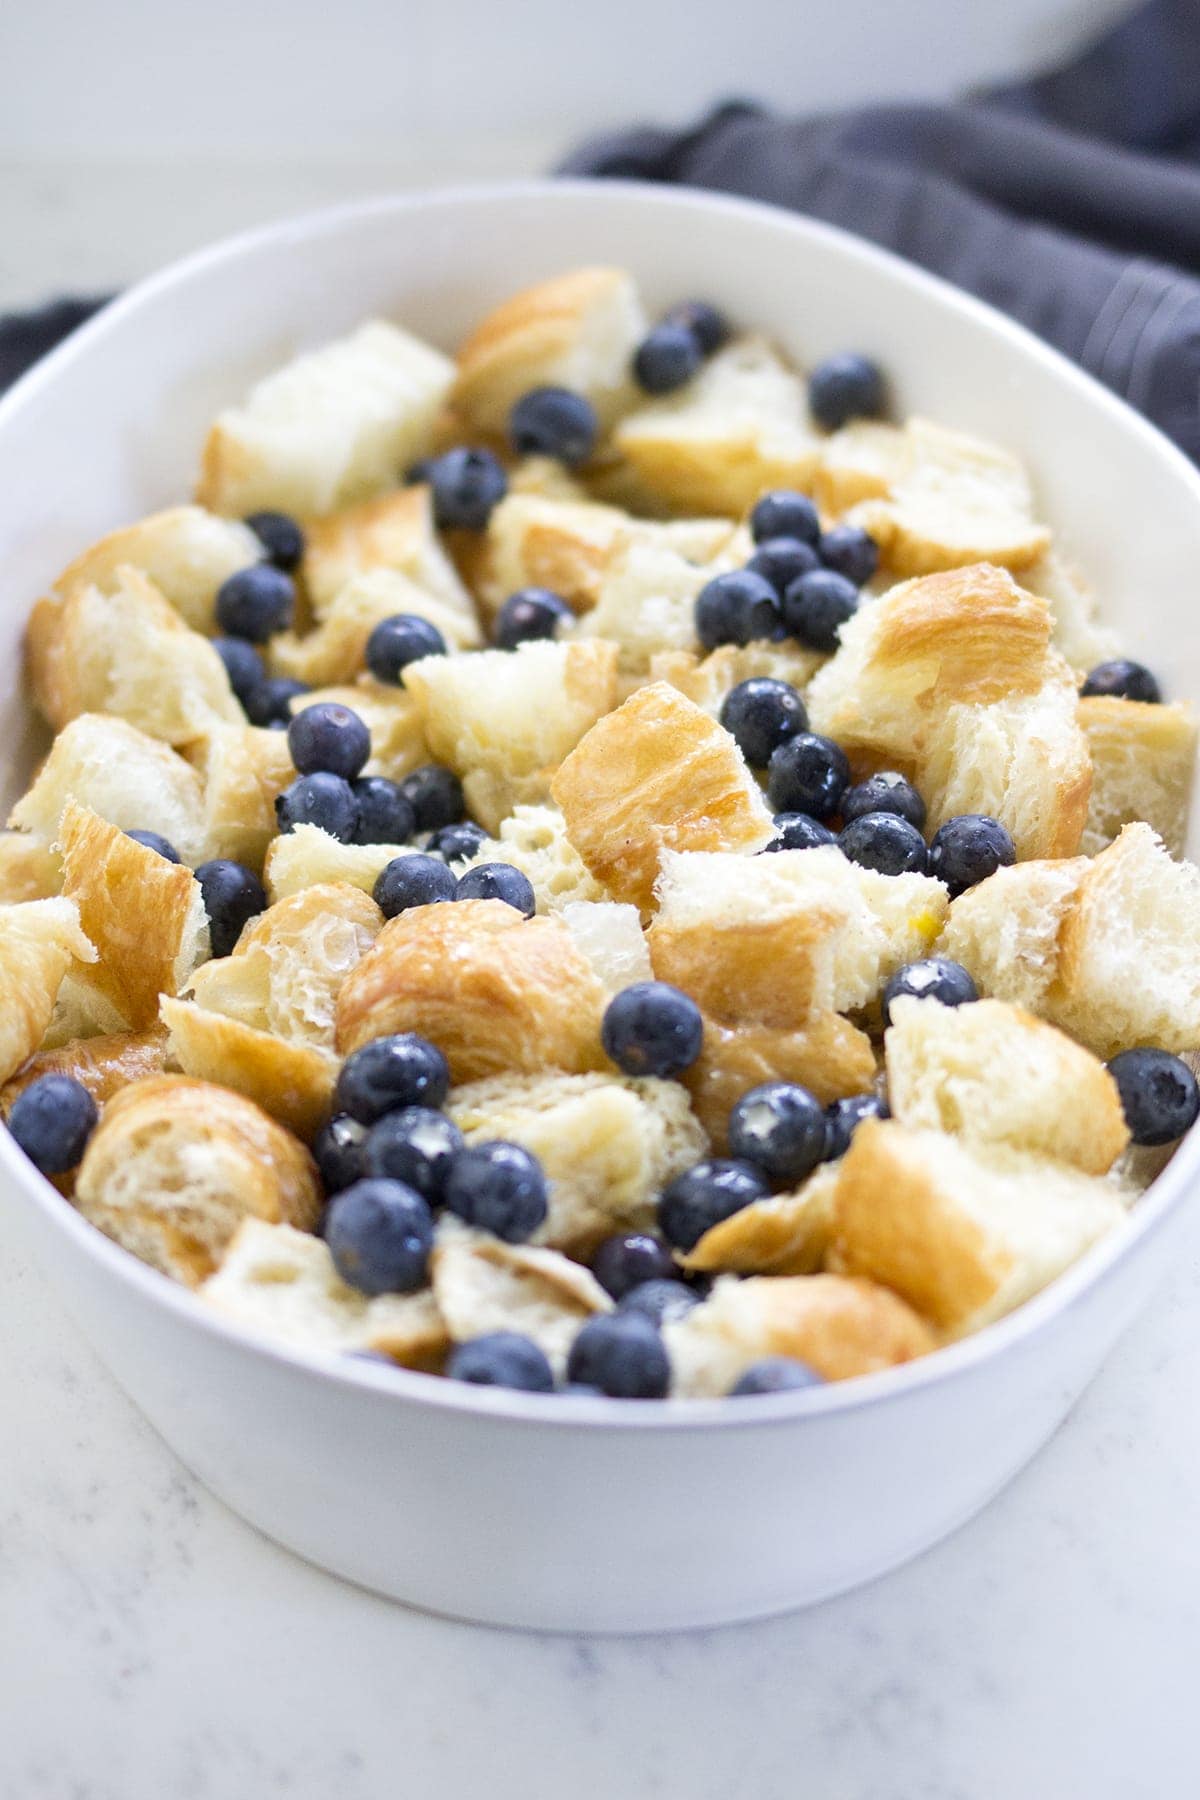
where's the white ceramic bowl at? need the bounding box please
[3,181,1199,1635]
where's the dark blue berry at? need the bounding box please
[124,829,180,864]
[766,732,851,820]
[824,1092,889,1160]
[508,387,598,467]
[808,353,887,431]
[819,524,879,586]
[365,614,447,686]
[617,1279,701,1327]
[404,458,433,486]
[927,814,1015,896]
[839,811,929,876]
[658,1158,770,1252]
[762,812,838,852]
[244,510,305,572]
[287,702,371,781]
[444,1140,549,1243]
[633,323,702,394]
[325,1177,433,1296]
[335,1034,450,1124]
[215,564,295,641]
[719,677,807,768]
[694,570,780,650]
[351,777,417,847]
[447,1332,555,1392]
[745,535,821,596]
[494,587,574,649]
[662,300,728,356]
[373,853,457,917]
[1080,659,1162,703]
[314,1114,369,1195]
[591,1232,677,1301]
[213,636,267,706]
[841,772,926,831]
[454,862,536,917]
[730,1357,823,1396]
[566,1313,671,1399]
[728,1081,829,1184]
[882,958,978,1027]
[194,858,267,957]
[428,447,508,530]
[274,772,360,842]
[602,982,704,1079]
[1107,1049,1200,1146]
[243,676,309,727]
[398,764,465,831]
[427,821,488,864]
[363,1106,464,1204]
[783,568,860,652]
[7,1075,98,1174]
[750,490,820,547]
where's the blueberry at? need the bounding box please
[661,300,729,356]
[782,568,860,652]
[819,523,879,586]
[213,636,267,706]
[824,1092,889,1160]
[749,490,820,548]
[365,614,447,686]
[927,814,1016,896]
[602,982,704,1079]
[363,1106,464,1204]
[841,771,926,831]
[124,829,181,864]
[591,1231,677,1301]
[397,764,465,832]
[287,702,371,781]
[351,777,417,847]
[494,587,574,649]
[454,862,536,917]
[566,1312,671,1399]
[808,353,887,431]
[762,812,838,852]
[633,323,702,394]
[658,1158,770,1252]
[214,564,295,641]
[839,811,929,877]
[243,676,309,727]
[313,1114,369,1195]
[274,772,360,842]
[719,677,807,768]
[882,958,978,1026]
[508,387,598,467]
[404,458,433,486]
[766,732,851,820]
[325,1177,433,1296]
[194,858,267,957]
[335,1034,450,1124]
[617,1278,702,1327]
[244,510,305,572]
[1107,1048,1200,1146]
[728,1081,829,1184]
[694,570,781,650]
[1080,659,1162,703]
[447,1332,555,1393]
[373,853,457,917]
[745,535,821,596]
[730,1357,823,1396]
[428,447,508,530]
[427,821,488,864]
[443,1140,549,1243]
[7,1075,98,1174]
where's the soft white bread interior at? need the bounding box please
[937,854,1088,1014]
[431,1218,612,1376]
[1023,550,1120,673]
[301,484,474,621]
[575,539,724,677]
[184,724,297,870]
[264,827,416,904]
[559,899,652,989]
[50,505,263,633]
[0,896,95,1082]
[1077,696,1196,857]
[451,266,646,434]
[73,1075,321,1286]
[454,805,608,913]
[269,567,482,686]
[446,1070,706,1255]
[646,641,824,717]
[0,832,63,903]
[884,994,1128,1174]
[679,1161,842,1277]
[200,1219,448,1368]
[197,321,455,518]
[403,638,619,832]
[832,1118,1127,1337]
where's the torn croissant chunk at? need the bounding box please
[49,504,264,633]
[431,1218,612,1377]
[0,896,95,1083]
